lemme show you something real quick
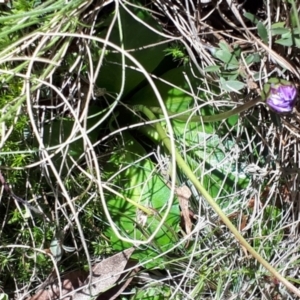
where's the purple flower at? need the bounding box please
[266,83,297,113]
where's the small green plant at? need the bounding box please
[164,43,189,65]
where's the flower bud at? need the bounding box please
[266,82,297,113]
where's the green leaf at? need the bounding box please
[213,43,239,67]
[245,53,261,65]
[232,45,241,58]
[130,65,215,134]
[271,22,286,29]
[220,78,245,92]
[226,73,239,81]
[243,12,259,25]
[271,28,290,35]
[275,36,293,46]
[130,65,248,207]
[204,65,220,72]
[218,41,231,51]
[178,131,249,201]
[97,5,165,97]
[257,21,268,44]
[103,132,180,267]
[227,115,239,127]
[290,7,299,28]
[130,65,206,112]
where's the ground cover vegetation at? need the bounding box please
[1,0,300,299]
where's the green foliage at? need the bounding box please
[0,218,55,283]
[39,105,103,173]
[257,21,268,44]
[97,4,166,97]
[12,0,37,12]
[130,285,173,300]
[245,5,300,48]
[130,65,203,111]
[1,0,299,298]
[0,0,56,49]
[205,40,262,91]
[164,43,189,65]
[253,205,283,258]
[131,66,249,203]
[103,131,180,267]
[92,238,113,256]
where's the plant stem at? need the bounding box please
[134,104,300,297]
[144,95,262,123]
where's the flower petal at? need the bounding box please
[266,82,297,113]
[278,85,297,101]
